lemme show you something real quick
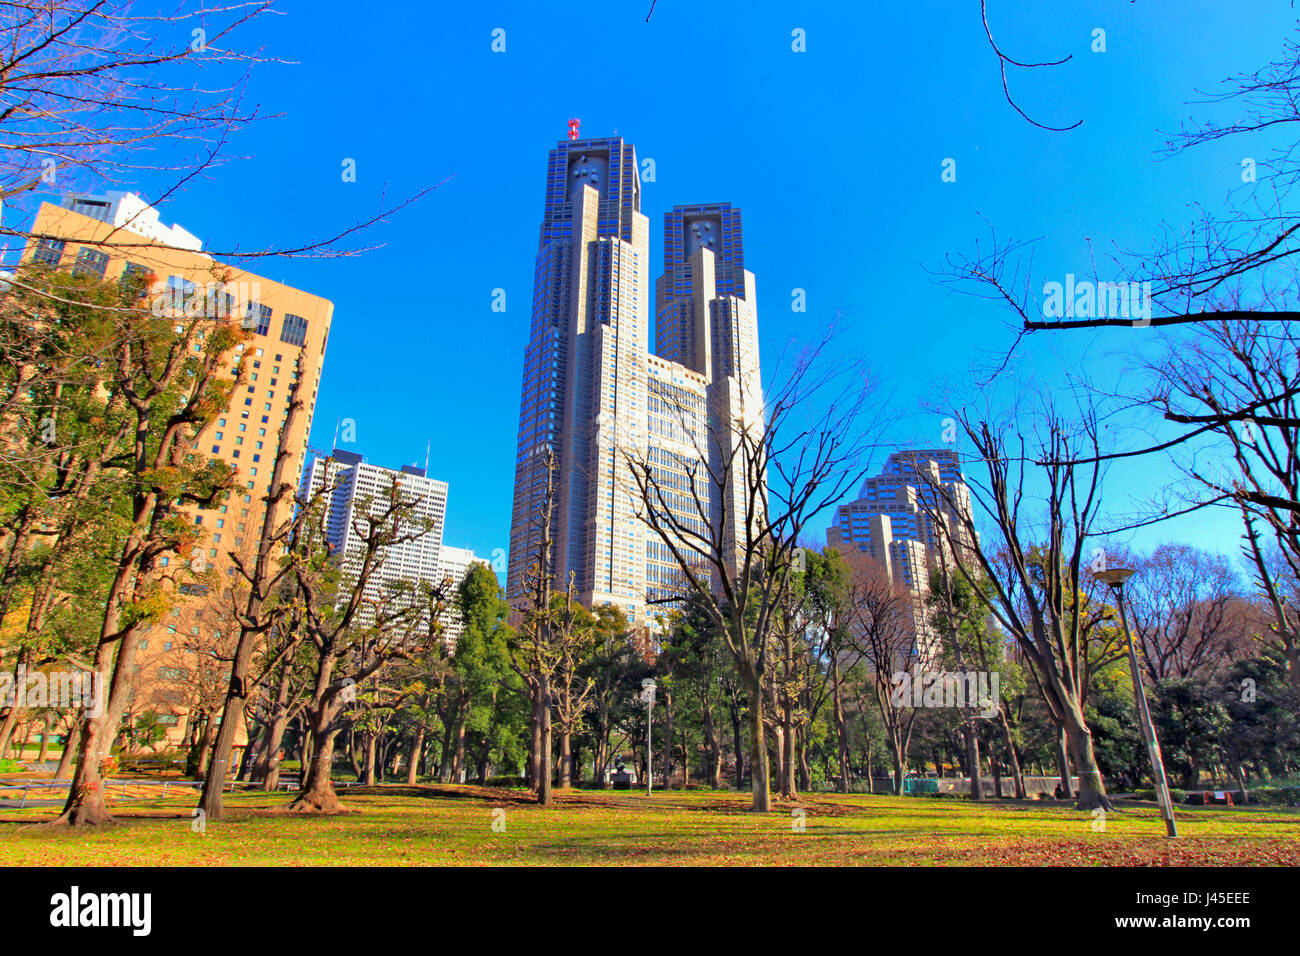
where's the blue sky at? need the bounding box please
[42,1,1297,571]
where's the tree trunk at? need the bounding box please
[662,688,673,791]
[199,369,307,821]
[771,722,785,796]
[54,720,81,780]
[453,713,467,783]
[288,722,345,813]
[830,653,851,793]
[536,675,553,806]
[405,727,425,785]
[477,734,492,785]
[262,717,290,792]
[526,685,540,791]
[238,727,263,781]
[1062,707,1110,811]
[299,724,313,788]
[889,733,905,795]
[965,722,983,801]
[731,707,745,790]
[363,730,377,786]
[53,616,144,827]
[999,710,1027,799]
[0,648,29,758]
[746,675,770,812]
[1054,724,1073,798]
[348,727,363,780]
[701,689,721,789]
[780,709,797,798]
[194,714,218,780]
[593,707,609,788]
[557,728,572,788]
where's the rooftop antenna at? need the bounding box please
[568,117,580,141]
[425,440,430,475]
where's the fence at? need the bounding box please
[0,776,374,808]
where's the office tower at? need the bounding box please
[505,135,649,621]
[827,449,975,658]
[505,136,762,625]
[656,203,762,584]
[25,192,332,752]
[300,451,449,635]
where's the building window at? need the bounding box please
[33,238,65,266]
[72,247,110,278]
[280,314,308,347]
[166,275,197,311]
[246,302,272,335]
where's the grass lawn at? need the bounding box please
[1,785,1297,866]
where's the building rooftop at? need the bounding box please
[60,191,203,252]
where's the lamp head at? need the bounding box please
[1093,567,1136,589]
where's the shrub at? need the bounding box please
[1133,788,1188,804]
[117,749,185,773]
[1251,787,1300,807]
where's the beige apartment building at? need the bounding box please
[26,193,332,762]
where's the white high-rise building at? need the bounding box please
[437,545,491,649]
[301,449,448,635]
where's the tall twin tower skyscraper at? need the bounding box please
[506,135,762,625]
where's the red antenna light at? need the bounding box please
[567,118,580,141]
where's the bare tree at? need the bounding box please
[198,354,309,819]
[549,588,596,789]
[918,400,1118,809]
[1123,544,1252,682]
[624,337,876,810]
[286,484,444,813]
[509,446,558,805]
[843,551,919,795]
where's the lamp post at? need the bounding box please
[1094,567,1178,838]
[641,678,656,797]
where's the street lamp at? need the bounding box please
[1094,566,1178,838]
[641,678,657,797]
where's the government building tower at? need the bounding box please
[505,135,762,626]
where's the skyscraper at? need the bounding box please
[828,449,974,579]
[827,449,976,657]
[300,450,449,635]
[506,136,762,625]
